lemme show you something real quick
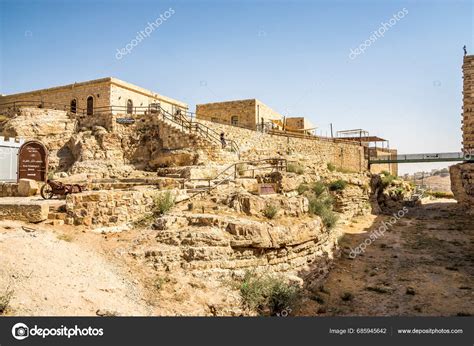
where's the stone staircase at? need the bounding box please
[156,108,240,164]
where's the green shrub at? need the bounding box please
[381,173,397,188]
[153,191,175,215]
[328,179,347,191]
[297,183,310,194]
[287,163,304,175]
[263,203,279,219]
[239,271,299,315]
[327,163,336,172]
[381,170,391,176]
[308,195,338,229]
[311,181,327,197]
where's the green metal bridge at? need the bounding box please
[369,152,472,164]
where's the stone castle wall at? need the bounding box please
[196,99,283,130]
[197,119,368,172]
[0,80,111,113]
[0,77,187,117]
[463,56,474,151]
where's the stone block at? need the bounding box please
[18,179,39,197]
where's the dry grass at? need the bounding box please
[57,234,73,242]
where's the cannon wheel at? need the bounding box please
[40,183,54,199]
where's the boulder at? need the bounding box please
[17,179,39,197]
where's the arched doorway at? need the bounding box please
[87,96,94,115]
[70,99,77,113]
[127,99,133,114]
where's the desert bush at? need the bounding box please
[311,181,327,197]
[56,234,73,242]
[153,191,175,215]
[308,195,338,229]
[239,271,300,315]
[263,203,279,219]
[426,191,454,199]
[287,163,304,175]
[328,179,347,191]
[0,286,13,314]
[297,183,310,194]
[327,163,336,172]
[381,173,397,188]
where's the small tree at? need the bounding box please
[153,191,175,215]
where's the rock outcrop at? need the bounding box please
[137,212,339,274]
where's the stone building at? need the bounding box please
[285,117,315,134]
[196,99,283,130]
[0,77,188,116]
[462,55,474,151]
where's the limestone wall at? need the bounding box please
[196,99,283,130]
[463,55,474,151]
[450,162,474,208]
[65,188,188,229]
[0,77,188,117]
[109,83,187,115]
[196,119,368,172]
[0,79,111,113]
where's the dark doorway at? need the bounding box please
[87,96,94,115]
[70,99,77,113]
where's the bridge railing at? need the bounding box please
[369,152,469,163]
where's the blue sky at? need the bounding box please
[1,0,472,174]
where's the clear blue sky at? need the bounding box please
[1,0,472,174]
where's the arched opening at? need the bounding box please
[127,99,133,114]
[70,99,77,114]
[86,96,94,115]
[231,116,239,126]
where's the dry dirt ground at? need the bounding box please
[301,199,474,316]
[0,220,150,316]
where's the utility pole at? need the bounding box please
[330,123,333,138]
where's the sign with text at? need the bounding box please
[17,140,48,182]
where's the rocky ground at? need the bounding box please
[298,199,474,316]
[1,198,471,317]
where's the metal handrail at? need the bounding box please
[182,158,288,201]
[157,105,241,157]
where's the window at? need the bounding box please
[127,99,133,114]
[86,96,94,115]
[231,116,238,125]
[70,99,77,114]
